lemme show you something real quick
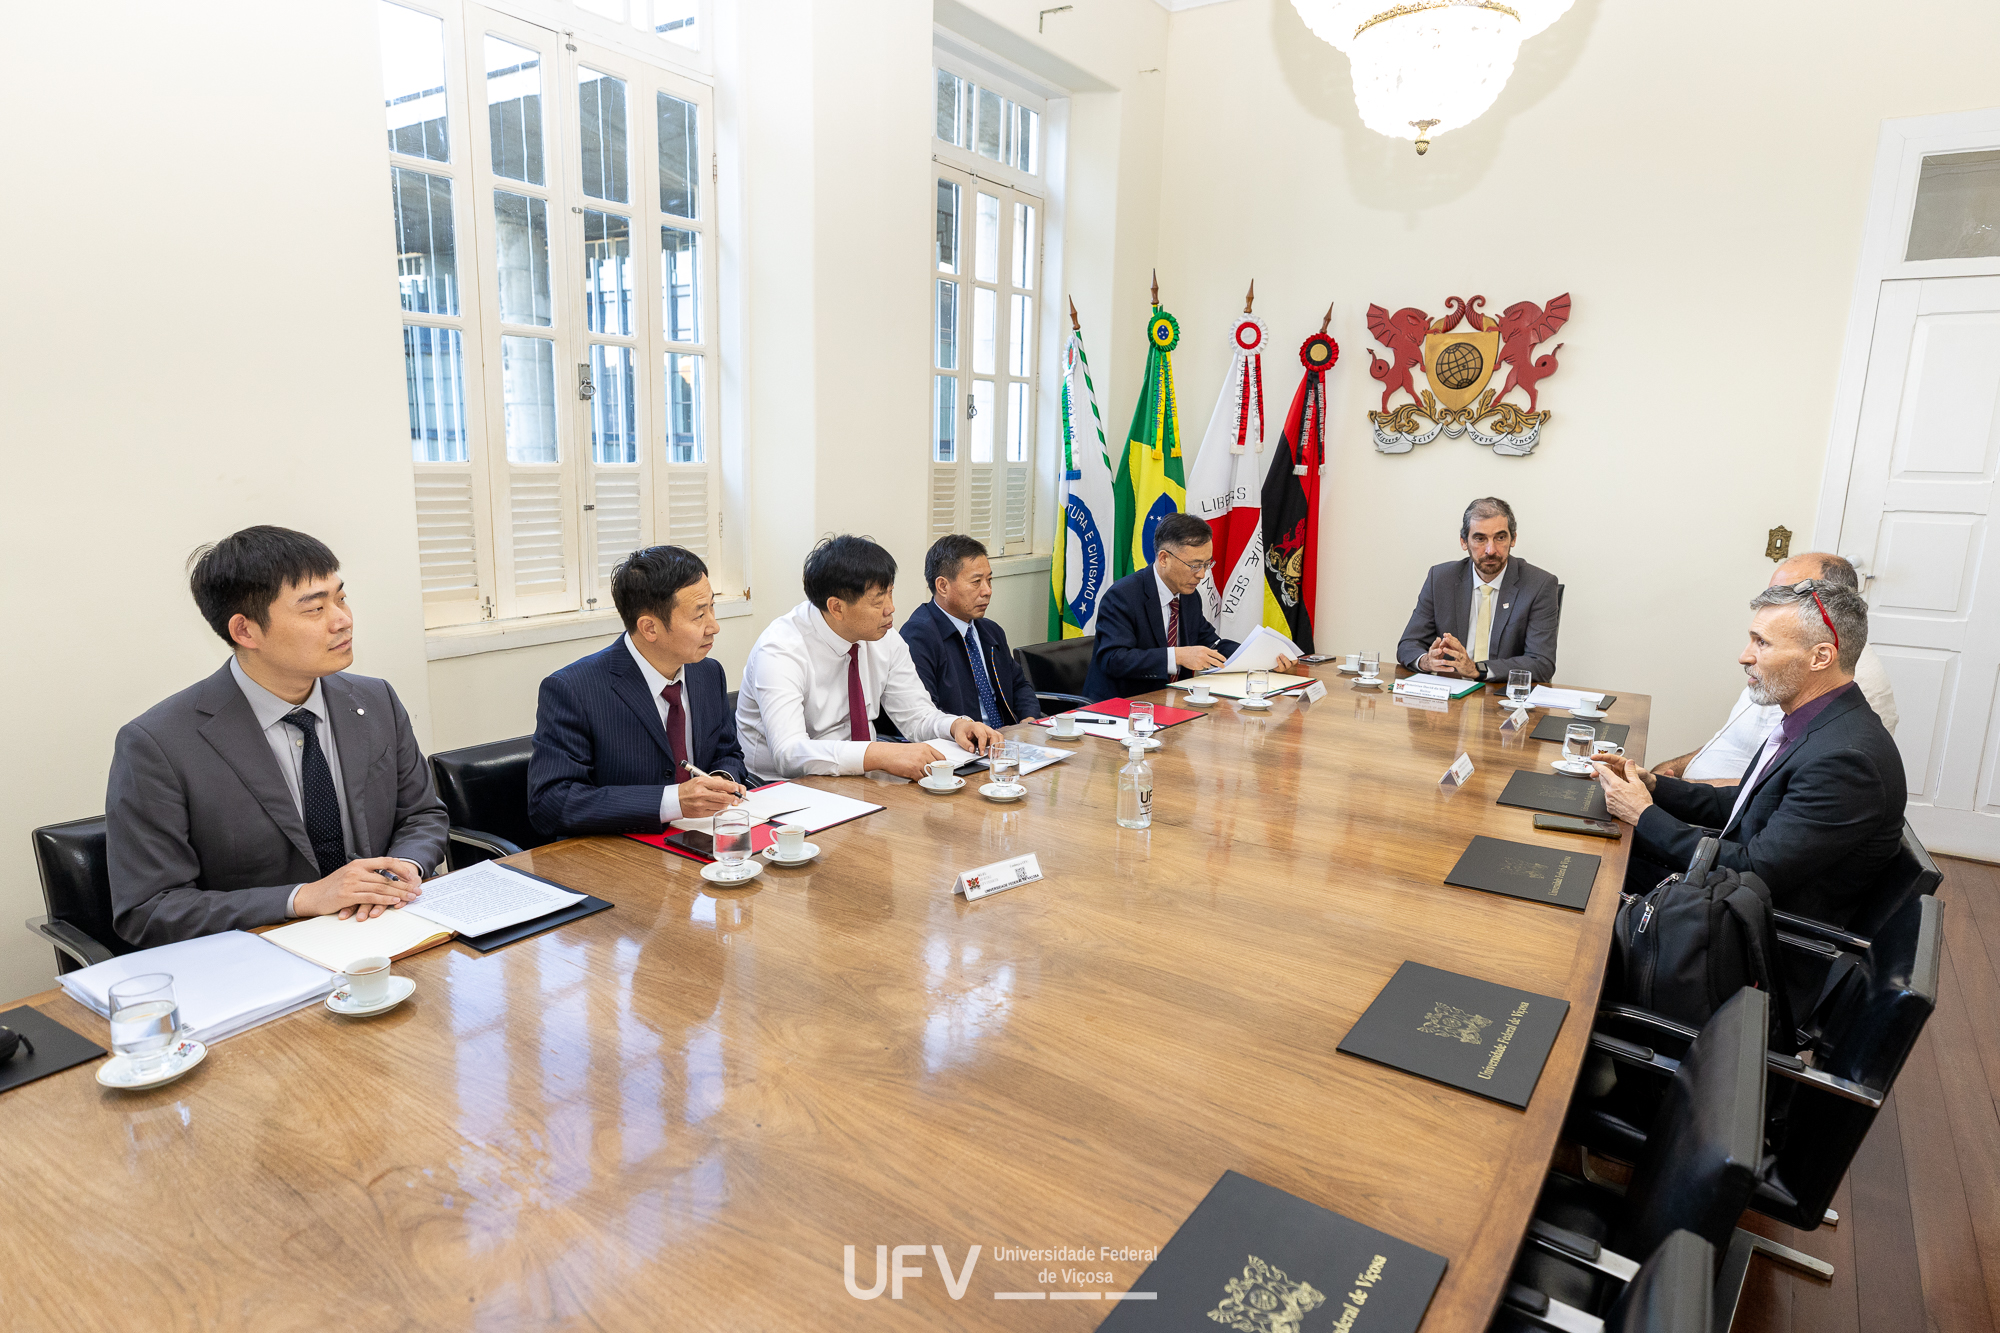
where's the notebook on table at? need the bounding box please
[1443,836,1600,912]
[1495,769,1612,820]
[57,932,338,1045]
[1529,715,1630,746]
[1096,1170,1446,1333]
[0,1006,106,1095]
[1337,961,1569,1108]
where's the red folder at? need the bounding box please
[624,780,787,865]
[1077,697,1207,728]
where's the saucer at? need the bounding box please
[1352,677,1384,689]
[701,859,764,884]
[1336,665,1361,674]
[1569,707,1607,720]
[979,782,1026,802]
[96,1038,207,1090]
[1045,728,1084,740]
[1182,693,1218,705]
[1551,758,1596,777]
[762,842,821,865]
[326,975,416,1017]
[918,775,966,792]
[1129,735,1163,749]
[1238,697,1273,709]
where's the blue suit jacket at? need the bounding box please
[900,600,1042,725]
[1082,567,1238,702]
[528,640,749,839]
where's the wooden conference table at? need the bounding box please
[3,667,1647,1331]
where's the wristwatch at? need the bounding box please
[1475,661,1489,680]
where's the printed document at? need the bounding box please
[1218,625,1304,673]
[404,860,583,937]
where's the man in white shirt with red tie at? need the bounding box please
[736,535,1003,780]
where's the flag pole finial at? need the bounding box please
[1151,270,1159,308]
[1320,302,1334,335]
[1068,296,1079,331]
[1244,280,1255,314]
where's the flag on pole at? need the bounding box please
[1261,317,1340,653]
[1049,308,1116,637]
[1113,297,1188,579]
[1186,308,1272,643]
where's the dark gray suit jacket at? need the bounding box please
[1396,556,1562,682]
[106,663,450,948]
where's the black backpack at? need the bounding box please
[1612,837,1792,1042]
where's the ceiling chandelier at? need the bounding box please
[1291,0,1575,154]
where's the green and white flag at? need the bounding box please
[1049,318,1116,637]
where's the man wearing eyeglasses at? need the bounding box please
[1083,513,1297,701]
[1592,579,1906,928]
[1651,553,1898,784]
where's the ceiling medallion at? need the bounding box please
[1291,0,1574,154]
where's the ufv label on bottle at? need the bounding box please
[954,853,1044,901]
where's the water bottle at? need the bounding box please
[1117,741,1153,829]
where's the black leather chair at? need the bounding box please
[1497,1230,1714,1333]
[1578,892,1941,1321]
[429,736,542,871]
[1014,636,1093,709]
[1514,987,1768,1330]
[27,816,130,975]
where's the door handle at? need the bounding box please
[578,362,596,401]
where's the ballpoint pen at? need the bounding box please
[681,760,745,802]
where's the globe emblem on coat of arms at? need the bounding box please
[1434,340,1485,390]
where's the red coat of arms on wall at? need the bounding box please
[1366,293,1570,456]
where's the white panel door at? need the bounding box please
[1837,275,2000,857]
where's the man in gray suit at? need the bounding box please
[106,527,449,947]
[1396,497,1562,683]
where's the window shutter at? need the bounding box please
[667,469,710,556]
[968,463,995,544]
[931,465,958,539]
[1004,464,1029,548]
[495,468,578,615]
[415,467,484,626]
[593,469,644,580]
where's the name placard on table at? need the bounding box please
[954,853,1043,901]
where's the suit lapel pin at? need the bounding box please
[1503,603,1510,610]
[356,707,366,715]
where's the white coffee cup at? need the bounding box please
[1342,654,1360,671]
[1592,740,1625,760]
[1050,714,1079,737]
[925,758,956,783]
[1188,680,1213,702]
[775,824,806,858]
[342,956,392,1006]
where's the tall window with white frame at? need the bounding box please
[381,0,722,630]
[932,64,1041,554]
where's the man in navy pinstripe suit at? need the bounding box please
[528,546,751,840]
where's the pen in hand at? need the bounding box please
[681,760,744,802]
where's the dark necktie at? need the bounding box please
[963,627,1003,727]
[282,708,347,878]
[847,643,872,741]
[1167,598,1184,680]
[660,680,690,776]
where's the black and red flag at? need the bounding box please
[1261,311,1338,653]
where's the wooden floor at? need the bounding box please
[1733,855,2000,1333]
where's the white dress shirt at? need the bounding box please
[1682,643,1898,781]
[1157,569,1182,676]
[229,657,363,915]
[623,634,696,823]
[1466,563,1505,675]
[737,600,963,778]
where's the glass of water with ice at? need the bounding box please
[108,973,181,1075]
[712,807,755,881]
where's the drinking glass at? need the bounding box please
[1359,651,1381,680]
[1508,669,1532,705]
[1563,724,1596,768]
[712,807,754,880]
[988,740,1022,791]
[108,973,181,1075]
[1128,701,1156,741]
[1246,670,1270,702]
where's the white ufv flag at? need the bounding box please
[1049,322,1117,636]
[1186,313,1274,643]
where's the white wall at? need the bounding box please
[0,1,431,1001]
[1153,0,2000,757]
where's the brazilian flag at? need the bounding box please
[1112,307,1187,579]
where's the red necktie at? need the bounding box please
[846,643,872,741]
[660,681,690,776]
[1167,598,1184,679]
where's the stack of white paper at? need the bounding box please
[1219,625,1304,672]
[737,781,884,834]
[59,931,338,1044]
[1524,686,1606,710]
[924,736,1073,776]
[404,860,584,937]
[669,785,815,835]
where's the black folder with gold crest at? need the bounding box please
[1097,1170,1446,1333]
[1337,962,1569,1108]
[1495,769,1610,820]
[1445,836,1599,912]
